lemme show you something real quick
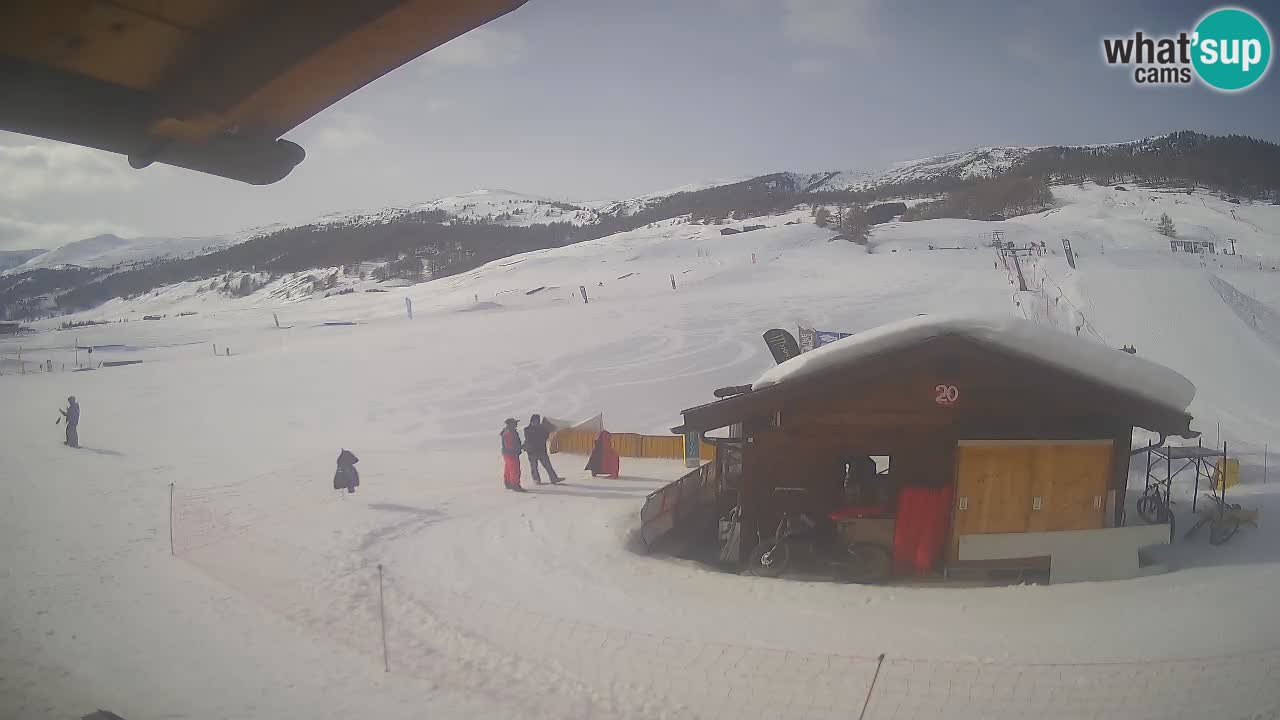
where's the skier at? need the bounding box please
[500,418,526,492]
[585,429,620,479]
[523,414,563,485]
[59,395,80,448]
[333,449,360,493]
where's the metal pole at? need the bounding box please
[1265,444,1269,484]
[858,654,886,720]
[1220,442,1228,521]
[169,482,175,555]
[377,563,389,672]
[1193,438,1202,514]
[1144,440,1154,494]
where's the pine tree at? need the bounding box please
[1156,213,1177,238]
[814,206,832,228]
[837,204,871,244]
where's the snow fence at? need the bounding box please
[550,429,716,461]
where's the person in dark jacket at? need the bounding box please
[60,395,80,448]
[333,449,360,493]
[500,418,525,491]
[523,414,563,484]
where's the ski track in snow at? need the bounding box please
[4,184,1280,719]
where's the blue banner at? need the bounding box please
[815,330,852,347]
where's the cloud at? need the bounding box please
[313,112,379,153]
[420,27,525,68]
[791,57,832,74]
[0,139,138,201]
[425,98,458,114]
[1007,30,1046,64]
[0,214,136,252]
[782,0,880,52]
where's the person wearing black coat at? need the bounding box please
[523,414,562,484]
[334,449,360,493]
[60,395,80,448]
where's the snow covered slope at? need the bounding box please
[412,188,597,225]
[788,145,1039,193]
[587,177,754,217]
[4,183,1280,719]
[5,228,275,274]
[0,248,47,272]
[305,189,601,229]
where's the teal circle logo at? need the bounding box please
[1192,7,1272,91]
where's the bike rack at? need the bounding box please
[1142,439,1229,519]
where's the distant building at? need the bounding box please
[742,225,766,232]
[1170,240,1215,254]
[719,227,741,235]
[0,321,23,335]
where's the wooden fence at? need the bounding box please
[550,429,716,461]
[639,459,719,548]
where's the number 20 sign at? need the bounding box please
[934,384,959,406]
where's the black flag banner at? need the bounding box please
[762,328,801,365]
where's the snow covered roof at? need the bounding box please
[753,314,1195,416]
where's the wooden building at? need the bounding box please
[672,315,1198,579]
[1170,240,1216,254]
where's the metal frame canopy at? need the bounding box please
[1,0,527,184]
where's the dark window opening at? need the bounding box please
[840,454,893,507]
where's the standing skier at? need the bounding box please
[500,418,525,492]
[523,414,563,484]
[59,395,80,448]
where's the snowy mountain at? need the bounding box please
[5,227,273,275]
[302,189,602,230]
[0,248,47,273]
[4,144,1040,277]
[416,189,598,226]
[589,177,754,217]
[9,132,1280,317]
[786,146,1040,193]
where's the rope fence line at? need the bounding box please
[170,475,1280,720]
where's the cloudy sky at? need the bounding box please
[2,0,1278,251]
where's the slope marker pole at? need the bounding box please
[858,653,886,720]
[169,482,175,556]
[378,564,390,672]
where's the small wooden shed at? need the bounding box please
[674,315,1197,577]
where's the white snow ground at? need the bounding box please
[3,184,1280,719]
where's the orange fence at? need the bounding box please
[550,429,715,461]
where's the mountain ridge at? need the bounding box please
[6,130,1280,320]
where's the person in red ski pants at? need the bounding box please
[500,418,526,492]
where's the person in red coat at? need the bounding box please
[500,418,526,492]
[585,429,620,478]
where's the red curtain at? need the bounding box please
[892,486,954,576]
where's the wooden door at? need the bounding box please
[1027,442,1111,531]
[953,444,1036,538]
[951,440,1113,560]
